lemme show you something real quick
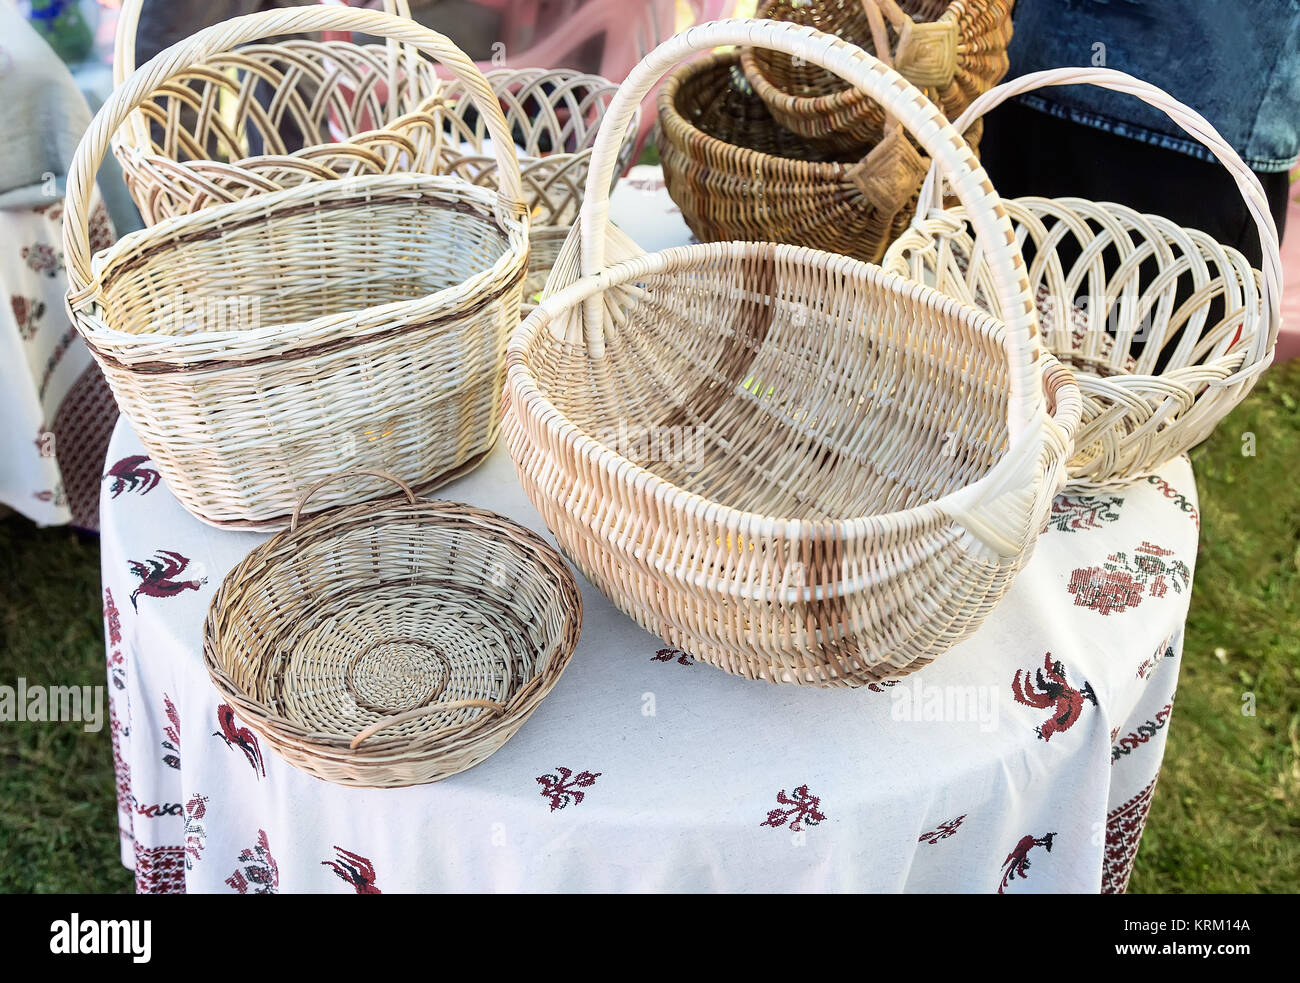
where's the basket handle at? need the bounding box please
[915,67,1282,386]
[576,18,1042,435]
[289,468,418,531]
[66,6,527,299]
[349,699,506,749]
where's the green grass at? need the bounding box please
[1,361,1297,893]
[0,521,132,893]
[1127,358,1300,893]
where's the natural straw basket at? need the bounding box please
[63,6,530,529]
[505,20,1081,687]
[884,68,1282,493]
[430,67,638,300]
[203,470,582,788]
[741,0,1014,151]
[658,49,979,264]
[110,0,444,224]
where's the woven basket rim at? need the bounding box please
[203,497,582,756]
[510,240,1070,545]
[73,172,529,365]
[740,3,962,119]
[659,51,861,182]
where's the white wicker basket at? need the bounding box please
[884,68,1282,492]
[504,20,1081,687]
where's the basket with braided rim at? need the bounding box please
[883,68,1282,493]
[63,7,529,529]
[505,20,1081,687]
[741,0,1013,151]
[203,470,582,788]
[658,48,980,264]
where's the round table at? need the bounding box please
[98,167,1199,894]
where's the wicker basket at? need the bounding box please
[741,0,1013,151]
[110,0,446,224]
[505,20,1081,687]
[114,0,634,302]
[429,67,638,300]
[658,49,979,264]
[63,7,530,529]
[884,68,1282,493]
[203,470,583,788]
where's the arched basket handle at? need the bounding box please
[914,67,1282,386]
[571,18,1044,437]
[66,6,527,303]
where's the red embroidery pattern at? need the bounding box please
[1111,703,1174,763]
[322,847,382,894]
[999,832,1055,894]
[103,588,122,647]
[21,242,60,277]
[1136,637,1176,681]
[162,694,181,770]
[1102,775,1160,894]
[11,296,45,340]
[867,680,899,693]
[134,844,186,894]
[537,766,601,811]
[105,455,161,498]
[1146,476,1200,530]
[110,701,132,844]
[128,550,206,609]
[1012,653,1097,742]
[1047,495,1124,533]
[184,794,208,871]
[1068,542,1190,615]
[761,785,827,833]
[919,815,965,844]
[214,704,266,778]
[652,647,694,666]
[226,829,279,894]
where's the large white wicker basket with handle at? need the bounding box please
[884,68,1282,493]
[504,19,1081,687]
[64,6,529,528]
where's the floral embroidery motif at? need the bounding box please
[1146,475,1200,530]
[183,794,208,871]
[1111,703,1174,763]
[919,815,965,844]
[225,829,278,894]
[11,296,45,340]
[162,694,181,770]
[536,766,601,811]
[652,647,694,666]
[1046,494,1124,533]
[1068,542,1190,614]
[761,785,827,833]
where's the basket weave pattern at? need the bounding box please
[204,478,582,788]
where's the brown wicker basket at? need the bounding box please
[658,49,978,263]
[203,470,583,788]
[741,0,1013,151]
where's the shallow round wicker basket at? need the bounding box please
[658,49,979,264]
[506,20,1081,687]
[884,68,1282,493]
[110,0,447,224]
[741,0,1013,151]
[203,470,583,788]
[63,7,530,529]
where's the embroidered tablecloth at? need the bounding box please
[1,194,116,527]
[98,167,1200,893]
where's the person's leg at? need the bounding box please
[979,101,1289,268]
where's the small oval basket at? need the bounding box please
[884,68,1282,492]
[203,470,583,788]
[741,0,1014,151]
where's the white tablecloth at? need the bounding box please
[98,167,1199,893]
